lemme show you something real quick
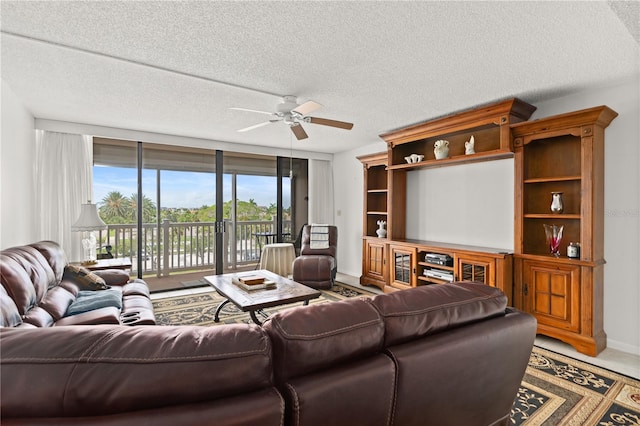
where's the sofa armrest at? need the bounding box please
[93,269,131,286]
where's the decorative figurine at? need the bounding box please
[434,140,450,160]
[465,135,475,155]
[376,220,387,238]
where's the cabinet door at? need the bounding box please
[390,245,416,289]
[362,239,387,287]
[456,255,495,285]
[523,260,580,333]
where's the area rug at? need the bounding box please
[513,347,640,425]
[152,287,640,425]
[152,281,371,326]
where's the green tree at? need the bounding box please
[99,191,129,224]
[128,194,156,223]
[99,191,157,224]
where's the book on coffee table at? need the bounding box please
[232,275,276,291]
[238,275,265,285]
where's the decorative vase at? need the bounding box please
[434,140,450,160]
[550,192,564,214]
[543,224,564,256]
[376,220,387,238]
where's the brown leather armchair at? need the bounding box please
[292,225,337,289]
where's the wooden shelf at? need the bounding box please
[418,275,450,285]
[524,214,581,219]
[417,261,454,271]
[367,211,388,215]
[524,176,581,183]
[387,150,513,170]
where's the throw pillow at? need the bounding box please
[63,264,108,291]
[66,289,122,316]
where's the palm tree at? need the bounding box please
[128,194,157,223]
[99,191,129,223]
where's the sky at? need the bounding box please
[93,166,290,208]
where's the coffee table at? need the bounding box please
[204,270,321,325]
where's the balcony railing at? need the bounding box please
[95,219,292,277]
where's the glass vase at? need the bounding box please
[543,224,564,256]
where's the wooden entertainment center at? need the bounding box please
[358,98,617,356]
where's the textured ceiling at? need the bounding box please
[1,1,638,154]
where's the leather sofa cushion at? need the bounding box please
[29,240,67,283]
[0,324,274,418]
[263,297,384,383]
[370,281,508,347]
[0,286,22,327]
[36,285,76,321]
[282,355,395,426]
[0,249,53,314]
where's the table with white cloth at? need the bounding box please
[259,243,296,278]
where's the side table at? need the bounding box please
[259,243,295,278]
[80,258,132,272]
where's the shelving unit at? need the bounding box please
[417,249,454,285]
[357,152,405,290]
[512,105,617,356]
[381,98,536,171]
[357,98,617,357]
[388,240,513,303]
[362,153,388,238]
[373,99,534,297]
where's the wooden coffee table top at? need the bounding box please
[204,270,321,312]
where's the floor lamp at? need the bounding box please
[72,202,107,264]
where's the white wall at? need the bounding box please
[406,159,514,249]
[1,80,36,248]
[334,77,640,355]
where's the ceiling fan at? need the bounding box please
[231,95,354,140]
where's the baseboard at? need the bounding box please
[607,338,640,356]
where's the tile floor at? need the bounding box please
[152,272,639,380]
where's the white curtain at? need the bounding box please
[35,130,93,261]
[308,159,334,224]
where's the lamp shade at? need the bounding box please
[71,203,107,231]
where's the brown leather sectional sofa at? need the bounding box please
[1,281,536,425]
[0,241,155,327]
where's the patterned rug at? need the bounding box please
[152,285,640,425]
[514,348,640,425]
[152,281,370,326]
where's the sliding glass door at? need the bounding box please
[93,138,308,279]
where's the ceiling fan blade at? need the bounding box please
[290,123,308,140]
[238,121,273,132]
[230,107,274,116]
[308,117,354,130]
[293,100,322,116]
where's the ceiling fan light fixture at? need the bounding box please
[232,95,353,138]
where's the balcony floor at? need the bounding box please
[143,264,258,293]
